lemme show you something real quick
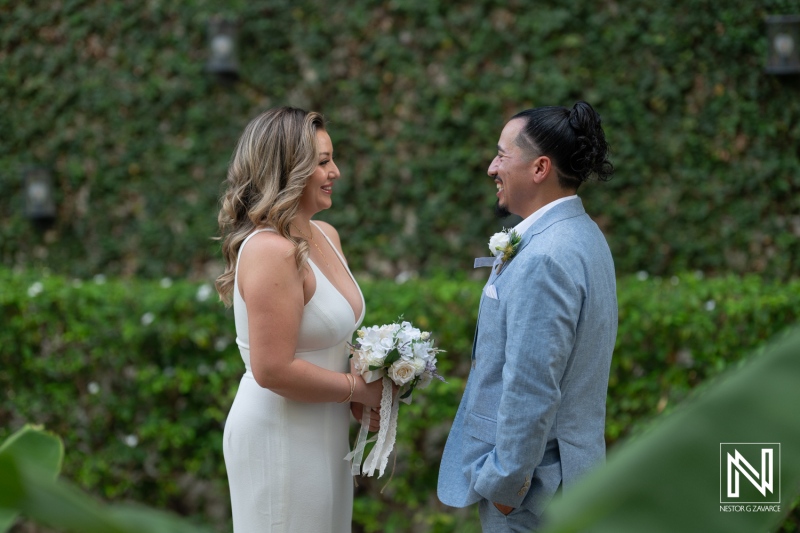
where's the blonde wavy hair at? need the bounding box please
[215,107,326,306]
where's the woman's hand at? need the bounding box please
[352,375,384,408]
[350,403,381,432]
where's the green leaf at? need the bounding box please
[542,328,800,533]
[0,426,210,533]
[384,350,400,366]
[0,425,63,481]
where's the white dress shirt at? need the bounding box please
[514,195,578,236]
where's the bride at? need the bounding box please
[215,107,384,532]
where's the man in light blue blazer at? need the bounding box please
[438,101,618,532]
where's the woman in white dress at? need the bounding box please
[215,107,384,533]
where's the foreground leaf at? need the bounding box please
[542,328,800,533]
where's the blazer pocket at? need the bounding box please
[465,412,497,445]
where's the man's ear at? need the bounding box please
[531,155,553,185]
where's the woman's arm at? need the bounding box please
[238,231,381,406]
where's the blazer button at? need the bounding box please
[518,489,525,496]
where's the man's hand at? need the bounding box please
[493,502,514,516]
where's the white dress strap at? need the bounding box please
[310,221,365,322]
[310,221,348,269]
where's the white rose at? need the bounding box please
[488,232,510,257]
[388,360,417,386]
[352,350,369,373]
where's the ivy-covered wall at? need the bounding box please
[3,0,800,281]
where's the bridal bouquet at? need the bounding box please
[345,320,443,479]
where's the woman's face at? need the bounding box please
[298,129,340,216]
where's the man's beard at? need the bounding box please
[494,200,511,219]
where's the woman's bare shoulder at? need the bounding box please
[313,220,342,248]
[239,230,297,273]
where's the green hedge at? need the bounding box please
[2,268,799,532]
[3,0,800,281]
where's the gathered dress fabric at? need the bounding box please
[223,224,365,533]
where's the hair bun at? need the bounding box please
[568,101,614,182]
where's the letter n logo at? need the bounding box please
[720,443,781,504]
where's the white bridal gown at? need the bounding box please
[223,224,365,533]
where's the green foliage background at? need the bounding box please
[2,268,799,532]
[3,0,800,280]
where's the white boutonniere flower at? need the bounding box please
[488,228,522,271]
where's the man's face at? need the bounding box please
[487,118,534,218]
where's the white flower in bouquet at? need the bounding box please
[412,340,433,362]
[388,359,417,386]
[398,341,414,360]
[417,370,433,389]
[365,349,387,368]
[347,317,446,479]
[411,357,427,376]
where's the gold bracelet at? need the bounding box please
[338,373,355,403]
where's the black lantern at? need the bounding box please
[765,15,800,75]
[206,15,239,82]
[23,166,56,230]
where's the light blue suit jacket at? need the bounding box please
[438,197,617,516]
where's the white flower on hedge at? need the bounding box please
[140,312,155,326]
[93,274,106,285]
[196,283,213,302]
[123,434,138,447]
[388,359,416,386]
[87,382,100,395]
[214,337,230,352]
[705,300,716,311]
[27,282,43,297]
[636,271,649,281]
[160,277,173,288]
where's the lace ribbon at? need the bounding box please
[344,376,399,478]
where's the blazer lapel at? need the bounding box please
[492,197,587,281]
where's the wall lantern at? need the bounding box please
[765,15,800,75]
[23,166,56,230]
[206,15,239,82]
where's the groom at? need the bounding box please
[438,102,618,532]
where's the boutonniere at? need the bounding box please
[488,228,522,272]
